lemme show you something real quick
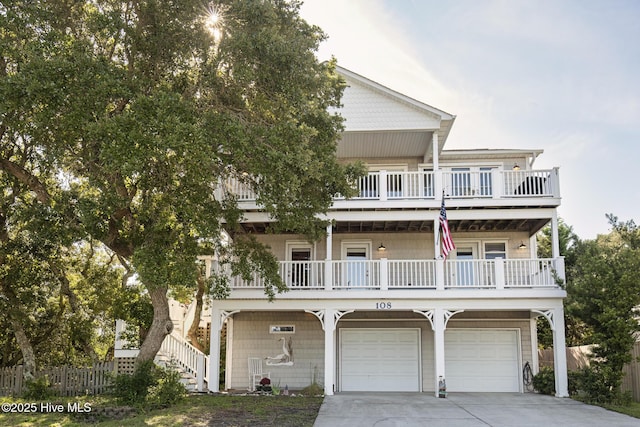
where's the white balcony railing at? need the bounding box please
[221,169,560,203]
[213,258,564,292]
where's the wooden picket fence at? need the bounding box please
[0,361,114,397]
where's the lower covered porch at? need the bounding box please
[208,298,569,397]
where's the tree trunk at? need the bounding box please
[57,268,98,361]
[136,285,173,364]
[9,317,36,381]
[186,271,206,352]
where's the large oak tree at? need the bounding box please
[1,0,359,364]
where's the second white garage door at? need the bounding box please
[445,329,520,392]
[340,328,420,392]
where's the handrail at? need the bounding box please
[222,169,559,202]
[218,258,562,290]
[160,333,208,392]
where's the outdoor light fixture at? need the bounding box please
[378,243,386,252]
[512,164,521,171]
[518,241,527,249]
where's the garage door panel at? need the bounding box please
[341,329,420,392]
[446,330,520,392]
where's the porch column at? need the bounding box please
[432,133,439,170]
[380,258,388,291]
[494,258,505,290]
[379,170,388,201]
[552,306,569,397]
[551,212,560,259]
[433,308,446,397]
[434,217,441,258]
[325,225,333,291]
[324,308,336,395]
[492,169,503,199]
[208,307,222,393]
[530,318,539,375]
[435,259,445,291]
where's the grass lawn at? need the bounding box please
[603,401,640,419]
[0,394,324,426]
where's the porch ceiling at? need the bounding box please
[337,130,434,159]
[236,218,549,235]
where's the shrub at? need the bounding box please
[533,367,582,396]
[571,366,631,405]
[23,375,54,400]
[112,360,157,405]
[147,367,186,409]
[111,360,185,409]
[532,367,555,395]
[300,383,323,396]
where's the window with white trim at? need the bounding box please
[484,242,507,259]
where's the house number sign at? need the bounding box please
[375,302,392,310]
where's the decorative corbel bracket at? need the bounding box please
[219,310,240,331]
[532,309,555,331]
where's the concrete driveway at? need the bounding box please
[313,392,640,427]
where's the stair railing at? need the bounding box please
[160,333,208,392]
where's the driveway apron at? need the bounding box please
[313,392,640,427]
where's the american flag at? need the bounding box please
[439,198,456,259]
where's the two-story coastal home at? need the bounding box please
[202,66,569,397]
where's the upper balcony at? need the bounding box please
[220,168,560,211]
[209,257,566,300]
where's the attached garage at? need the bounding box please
[445,329,520,392]
[340,328,421,392]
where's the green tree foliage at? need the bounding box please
[568,215,640,402]
[0,125,125,375]
[1,0,360,363]
[536,218,579,267]
[536,219,588,347]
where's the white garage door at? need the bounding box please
[340,328,420,392]
[445,329,520,392]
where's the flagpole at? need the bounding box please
[439,190,456,260]
[435,190,443,260]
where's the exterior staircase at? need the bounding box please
[156,333,210,393]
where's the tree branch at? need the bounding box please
[0,158,51,204]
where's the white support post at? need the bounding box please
[551,212,560,259]
[436,259,445,291]
[196,353,205,392]
[552,167,561,198]
[434,217,445,290]
[553,306,569,397]
[556,256,566,285]
[530,318,539,375]
[380,258,388,291]
[325,225,333,291]
[495,258,505,290]
[434,218,440,259]
[379,170,388,201]
[432,133,439,170]
[208,307,222,393]
[492,169,503,199]
[433,308,446,397]
[434,171,443,201]
[324,308,336,395]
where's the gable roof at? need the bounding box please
[334,66,456,148]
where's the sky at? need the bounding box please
[299,0,640,240]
